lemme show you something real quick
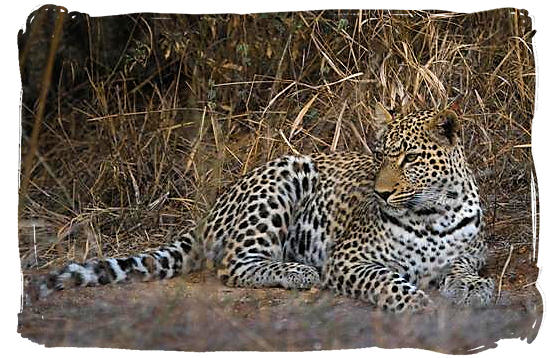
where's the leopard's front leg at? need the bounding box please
[440,255,494,306]
[323,256,432,312]
[440,236,494,306]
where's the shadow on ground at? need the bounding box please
[18,269,542,353]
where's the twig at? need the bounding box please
[87,107,207,122]
[279,130,301,156]
[331,101,347,152]
[20,6,66,201]
[290,93,319,139]
[261,82,296,117]
[185,107,207,173]
[497,244,514,303]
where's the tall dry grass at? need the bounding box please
[18,7,536,289]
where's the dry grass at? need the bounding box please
[18,6,536,305]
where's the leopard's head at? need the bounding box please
[372,104,474,215]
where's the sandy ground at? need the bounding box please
[18,266,542,354]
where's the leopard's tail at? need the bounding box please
[31,231,204,301]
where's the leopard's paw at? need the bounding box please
[281,266,321,289]
[384,289,434,313]
[440,275,494,306]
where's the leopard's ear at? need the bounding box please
[429,109,460,146]
[373,102,393,139]
[374,102,393,125]
[448,95,463,116]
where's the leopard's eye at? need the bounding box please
[373,150,384,162]
[403,153,420,163]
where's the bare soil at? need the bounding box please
[18,265,542,353]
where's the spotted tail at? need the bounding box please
[33,231,204,300]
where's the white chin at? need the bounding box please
[381,203,408,216]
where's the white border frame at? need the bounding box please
[2,1,547,357]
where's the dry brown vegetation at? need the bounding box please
[17,6,540,351]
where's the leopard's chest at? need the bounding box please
[376,206,482,282]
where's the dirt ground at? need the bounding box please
[18,261,542,354]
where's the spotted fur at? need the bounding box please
[33,106,494,312]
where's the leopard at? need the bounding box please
[31,104,494,312]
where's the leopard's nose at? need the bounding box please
[374,189,394,202]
